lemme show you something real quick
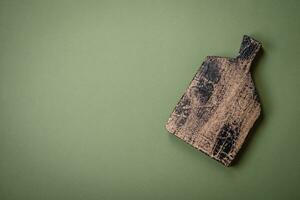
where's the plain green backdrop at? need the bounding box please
[0,0,299,199]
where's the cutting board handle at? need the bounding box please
[237,35,262,64]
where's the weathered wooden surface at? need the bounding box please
[165,35,262,166]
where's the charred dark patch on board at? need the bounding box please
[202,60,221,83]
[212,122,240,160]
[192,60,221,104]
[194,79,214,103]
[238,35,261,60]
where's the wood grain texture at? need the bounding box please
[166,35,262,166]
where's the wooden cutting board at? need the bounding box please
[165,35,262,166]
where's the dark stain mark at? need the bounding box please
[238,35,261,60]
[239,46,255,60]
[174,96,191,127]
[193,79,214,103]
[202,61,221,83]
[238,36,253,59]
[212,122,240,160]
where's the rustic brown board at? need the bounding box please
[165,35,262,166]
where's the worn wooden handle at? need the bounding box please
[237,35,262,72]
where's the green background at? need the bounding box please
[0,0,299,199]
